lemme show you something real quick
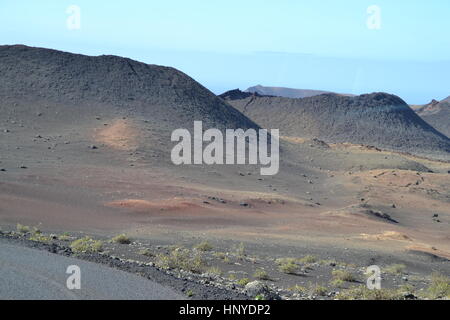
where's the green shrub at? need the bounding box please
[332,270,357,282]
[32,226,42,234]
[298,255,317,264]
[233,242,246,259]
[194,241,213,252]
[276,258,300,274]
[330,278,346,288]
[138,248,153,257]
[228,274,237,281]
[213,252,226,259]
[58,232,71,241]
[309,284,328,296]
[29,233,51,243]
[253,269,270,280]
[276,257,297,265]
[213,252,231,263]
[237,278,250,286]
[425,273,450,299]
[16,223,30,233]
[384,264,406,275]
[110,234,131,244]
[206,266,222,276]
[289,285,306,294]
[336,285,405,300]
[70,236,103,253]
[319,259,337,266]
[156,248,205,273]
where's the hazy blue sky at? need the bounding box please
[1,0,449,104]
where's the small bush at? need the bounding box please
[309,283,328,297]
[384,264,406,275]
[32,226,42,234]
[276,257,297,265]
[206,266,222,276]
[29,233,51,243]
[279,262,299,274]
[138,248,153,257]
[169,244,184,251]
[233,242,246,259]
[16,223,30,234]
[291,283,327,296]
[194,241,213,252]
[110,234,131,244]
[58,232,71,241]
[70,236,103,253]
[425,273,450,299]
[298,255,317,264]
[228,274,237,281]
[277,259,300,274]
[186,290,194,297]
[399,284,415,295]
[289,285,306,294]
[332,270,357,282]
[213,252,231,263]
[330,278,346,288]
[155,248,205,273]
[213,252,226,259]
[237,278,251,286]
[319,259,337,266]
[335,285,405,300]
[253,269,270,280]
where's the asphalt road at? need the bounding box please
[0,241,183,300]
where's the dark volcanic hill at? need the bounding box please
[218,88,271,100]
[413,98,450,138]
[0,45,258,132]
[221,89,450,159]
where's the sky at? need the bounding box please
[1,0,449,104]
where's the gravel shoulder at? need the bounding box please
[0,232,247,300]
[2,227,448,300]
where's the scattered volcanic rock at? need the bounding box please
[244,281,281,300]
[221,89,450,160]
[412,97,450,138]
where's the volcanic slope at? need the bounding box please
[412,97,450,138]
[221,89,450,160]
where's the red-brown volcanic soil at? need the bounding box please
[1,136,449,261]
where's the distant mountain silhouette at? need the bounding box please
[245,85,353,99]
